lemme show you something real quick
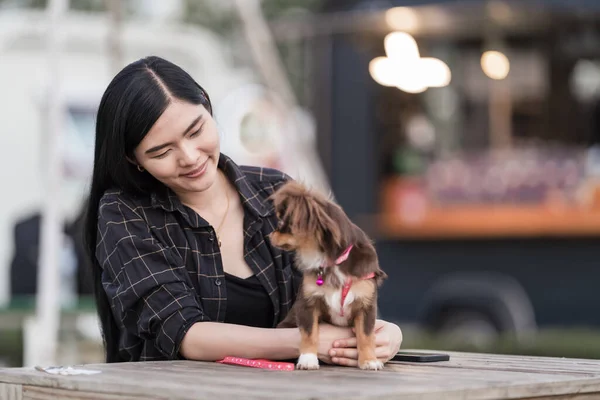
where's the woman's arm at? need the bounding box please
[97,196,209,360]
[180,322,300,361]
[180,322,356,362]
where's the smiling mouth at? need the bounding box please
[181,160,208,178]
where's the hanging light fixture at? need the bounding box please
[369,30,451,93]
[384,31,420,61]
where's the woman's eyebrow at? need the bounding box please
[145,114,204,155]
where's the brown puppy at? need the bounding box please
[269,181,387,370]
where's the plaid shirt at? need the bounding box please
[96,154,300,361]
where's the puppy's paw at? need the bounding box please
[359,359,384,371]
[296,353,319,370]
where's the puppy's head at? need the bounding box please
[269,181,348,258]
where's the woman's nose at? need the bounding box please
[179,143,199,167]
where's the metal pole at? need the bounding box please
[232,0,296,107]
[106,0,123,74]
[29,0,70,368]
[489,79,512,148]
[231,0,331,194]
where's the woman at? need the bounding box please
[84,56,402,365]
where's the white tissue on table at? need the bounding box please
[34,365,102,375]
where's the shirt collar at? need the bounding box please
[219,153,272,218]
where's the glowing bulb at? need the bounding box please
[481,50,510,80]
[396,79,428,94]
[385,7,420,31]
[369,57,397,87]
[419,57,451,87]
[384,31,420,61]
[395,62,428,93]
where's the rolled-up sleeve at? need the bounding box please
[96,197,207,359]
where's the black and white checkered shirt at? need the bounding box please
[96,154,300,361]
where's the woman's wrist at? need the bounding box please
[275,327,301,359]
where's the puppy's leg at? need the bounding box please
[296,301,320,370]
[354,303,383,370]
[277,304,298,328]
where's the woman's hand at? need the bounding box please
[328,320,403,367]
[316,323,355,364]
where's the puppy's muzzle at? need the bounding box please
[269,231,296,251]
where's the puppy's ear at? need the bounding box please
[268,191,281,213]
[374,268,388,287]
[269,181,307,212]
[314,203,343,249]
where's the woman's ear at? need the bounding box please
[125,156,145,172]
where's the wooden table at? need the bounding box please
[1,350,600,399]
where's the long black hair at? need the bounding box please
[84,56,212,362]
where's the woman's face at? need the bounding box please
[132,101,220,195]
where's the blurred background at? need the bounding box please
[2,0,600,368]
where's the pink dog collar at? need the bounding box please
[314,244,377,316]
[316,245,353,286]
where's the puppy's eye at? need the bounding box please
[277,218,292,234]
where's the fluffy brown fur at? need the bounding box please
[269,181,387,370]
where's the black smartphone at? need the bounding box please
[390,351,450,363]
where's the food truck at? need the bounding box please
[282,0,600,347]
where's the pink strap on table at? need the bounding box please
[216,357,295,371]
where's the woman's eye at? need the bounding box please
[189,126,204,138]
[153,150,171,159]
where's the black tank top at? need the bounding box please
[224,273,274,328]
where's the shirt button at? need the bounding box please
[215,278,222,286]
[208,233,214,241]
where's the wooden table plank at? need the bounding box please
[0,383,22,400]
[1,351,600,400]
[22,386,154,400]
[401,350,600,375]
